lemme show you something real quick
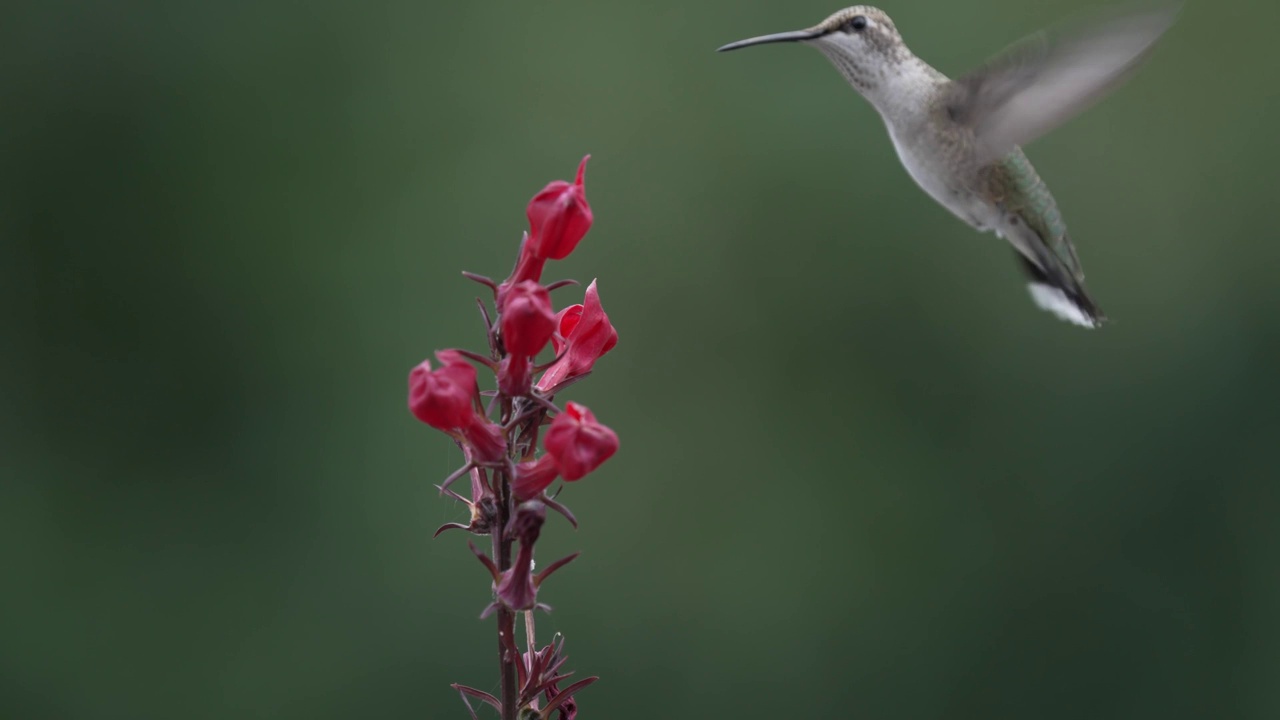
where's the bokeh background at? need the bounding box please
[3,0,1277,718]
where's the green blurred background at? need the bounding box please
[3,0,1277,717]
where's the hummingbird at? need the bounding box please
[718,5,1179,328]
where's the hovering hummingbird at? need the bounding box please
[718,5,1179,328]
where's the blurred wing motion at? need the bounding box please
[946,2,1180,165]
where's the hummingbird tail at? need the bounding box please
[1014,253,1106,329]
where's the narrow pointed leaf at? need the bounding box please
[452,684,502,712]
[534,552,580,586]
[461,271,498,291]
[433,522,471,538]
[541,494,578,529]
[453,348,498,369]
[544,279,581,292]
[468,541,500,581]
[439,462,477,494]
[540,677,598,716]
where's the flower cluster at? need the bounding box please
[409,156,616,719]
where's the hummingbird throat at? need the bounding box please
[814,43,883,92]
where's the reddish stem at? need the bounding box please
[493,468,518,720]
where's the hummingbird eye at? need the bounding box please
[845,15,868,33]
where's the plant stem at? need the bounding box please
[494,472,518,720]
[523,610,538,713]
[523,611,537,655]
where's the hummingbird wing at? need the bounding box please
[946,3,1180,166]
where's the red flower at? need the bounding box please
[535,280,617,392]
[461,416,506,465]
[497,354,533,398]
[544,402,618,481]
[527,155,593,261]
[407,350,505,463]
[408,351,478,431]
[497,156,593,306]
[500,280,556,357]
[511,455,560,501]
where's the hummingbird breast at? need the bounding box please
[884,118,999,232]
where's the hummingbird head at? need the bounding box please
[718,7,915,97]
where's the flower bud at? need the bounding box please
[495,501,546,611]
[500,280,556,357]
[526,155,593,260]
[497,354,533,398]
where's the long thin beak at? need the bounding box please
[716,29,824,52]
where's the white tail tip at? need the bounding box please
[1028,283,1099,328]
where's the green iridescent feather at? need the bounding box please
[991,149,1085,281]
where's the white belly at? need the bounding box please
[887,125,1000,233]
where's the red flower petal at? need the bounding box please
[543,402,618,481]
